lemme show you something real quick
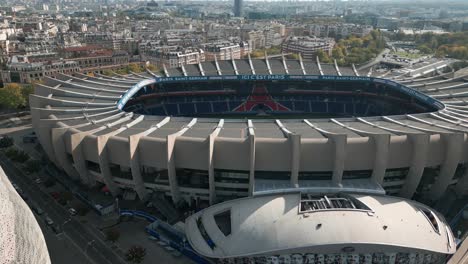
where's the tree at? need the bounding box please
[250,50,264,58]
[4,147,18,159]
[146,64,159,72]
[125,246,146,263]
[286,53,300,60]
[0,136,14,149]
[102,70,114,76]
[332,47,345,60]
[128,63,143,73]
[0,84,27,109]
[24,159,42,174]
[417,44,432,54]
[105,228,120,243]
[21,84,34,108]
[5,147,29,163]
[316,49,332,63]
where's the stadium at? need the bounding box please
[30,55,468,263]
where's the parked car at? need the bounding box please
[68,208,77,216]
[32,204,44,215]
[44,216,54,226]
[34,178,42,184]
[51,224,62,234]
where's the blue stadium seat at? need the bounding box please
[196,102,211,114]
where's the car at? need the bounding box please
[44,216,54,226]
[68,208,77,216]
[34,178,42,184]
[32,205,44,215]
[51,224,62,234]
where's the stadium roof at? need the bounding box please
[185,192,456,258]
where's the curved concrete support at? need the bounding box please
[265,51,272,75]
[399,134,430,198]
[97,135,121,196]
[167,118,198,203]
[370,134,390,185]
[430,133,465,200]
[248,54,256,75]
[248,120,256,195]
[330,134,346,186]
[208,120,225,205]
[199,63,205,76]
[51,127,80,181]
[304,120,346,186]
[70,131,94,186]
[290,133,301,187]
[298,53,306,75]
[129,134,147,200]
[129,117,171,200]
[282,54,289,74]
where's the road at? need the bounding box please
[0,153,128,264]
[357,48,390,71]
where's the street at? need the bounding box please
[0,153,128,264]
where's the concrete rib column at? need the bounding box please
[430,133,464,200]
[162,64,170,77]
[282,54,289,74]
[331,119,391,185]
[331,134,346,186]
[167,134,179,203]
[129,117,170,201]
[208,120,224,205]
[129,134,147,201]
[167,118,197,204]
[298,53,306,75]
[399,134,430,198]
[248,53,256,75]
[455,168,468,196]
[370,134,390,185]
[51,127,80,181]
[97,135,121,196]
[264,51,272,75]
[248,120,256,196]
[276,120,301,188]
[304,120,345,186]
[70,131,94,186]
[290,133,301,188]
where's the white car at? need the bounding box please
[44,216,54,226]
[68,208,77,216]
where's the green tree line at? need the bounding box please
[0,83,34,110]
[393,31,468,60]
[318,30,386,66]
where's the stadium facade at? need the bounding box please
[30,56,468,263]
